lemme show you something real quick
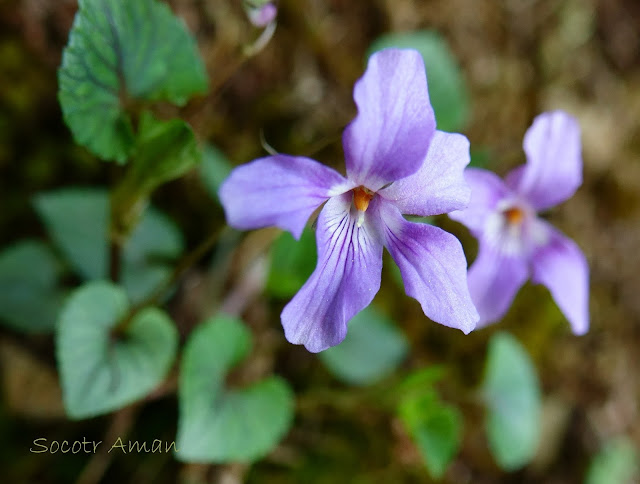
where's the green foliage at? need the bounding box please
[33,187,184,303]
[56,281,178,419]
[399,390,462,480]
[58,0,207,162]
[368,31,470,132]
[127,112,203,195]
[122,207,184,303]
[110,112,202,234]
[482,332,541,470]
[397,366,446,397]
[266,227,317,298]
[0,240,65,333]
[319,306,408,385]
[34,188,109,280]
[200,144,233,203]
[585,437,639,484]
[176,316,294,462]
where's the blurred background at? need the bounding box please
[1,0,639,482]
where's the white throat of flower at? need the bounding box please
[484,199,548,256]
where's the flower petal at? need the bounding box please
[449,168,511,234]
[467,242,529,328]
[342,48,436,191]
[531,223,589,335]
[378,201,478,333]
[509,110,583,210]
[247,3,277,27]
[281,193,383,352]
[219,155,352,239]
[381,131,471,216]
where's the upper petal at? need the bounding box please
[448,168,511,234]
[382,131,471,216]
[531,223,589,335]
[219,155,352,239]
[377,201,478,333]
[467,241,529,328]
[342,48,436,191]
[508,110,583,210]
[281,193,383,352]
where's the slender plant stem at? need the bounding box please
[108,239,122,283]
[75,407,137,484]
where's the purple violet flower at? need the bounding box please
[247,2,277,28]
[449,110,589,334]
[220,49,479,352]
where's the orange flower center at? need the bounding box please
[353,186,375,212]
[503,206,524,225]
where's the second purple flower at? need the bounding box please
[449,111,589,334]
[220,49,479,352]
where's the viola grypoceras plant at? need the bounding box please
[449,111,589,334]
[220,48,479,352]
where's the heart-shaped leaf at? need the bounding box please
[483,332,541,470]
[0,240,65,333]
[320,306,408,385]
[58,0,207,162]
[57,281,178,419]
[176,316,294,462]
[34,187,183,303]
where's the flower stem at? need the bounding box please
[108,239,122,283]
[75,407,137,484]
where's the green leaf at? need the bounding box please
[399,391,462,480]
[33,187,184,302]
[123,208,184,263]
[122,207,184,304]
[109,113,202,236]
[397,366,447,398]
[368,31,470,132]
[129,112,203,193]
[483,332,541,470]
[58,0,208,162]
[34,188,109,281]
[57,281,178,419]
[177,316,294,462]
[320,306,408,385]
[0,240,65,333]
[200,144,233,202]
[585,437,639,484]
[266,227,317,299]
